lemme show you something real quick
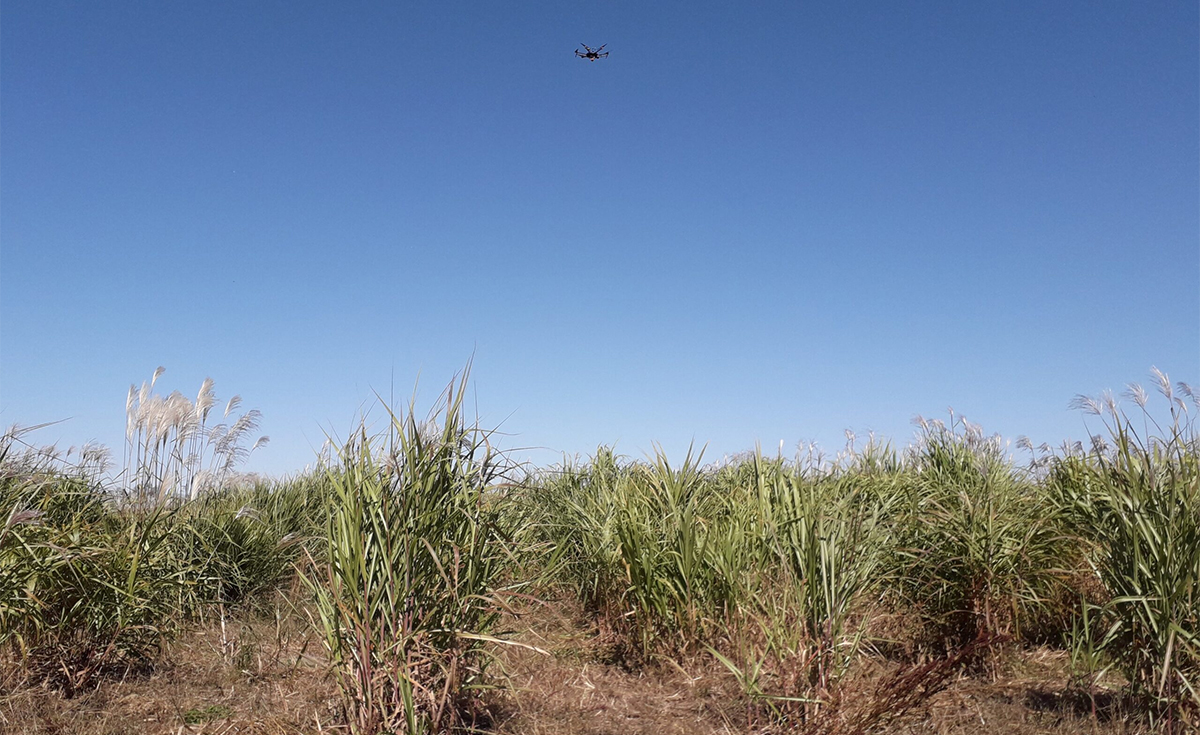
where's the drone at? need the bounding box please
[575,43,609,61]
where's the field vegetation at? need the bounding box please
[1,366,1196,734]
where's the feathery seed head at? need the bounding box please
[230,409,262,437]
[138,394,163,433]
[1124,383,1149,409]
[1178,381,1199,410]
[196,378,216,422]
[234,505,261,521]
[1101,390,1118,417]
[126,384,138,439]
[167,391,191,430]
[137,381,153,420]
[1069,394,1103,416]
[1150,366,1172,401]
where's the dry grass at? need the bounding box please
[0,615,337,735]
[489,596,741,735]
[0,597,1150,735]
[488,597,1142,735]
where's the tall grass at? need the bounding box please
[0,375,291,695]
[0,429,193,694]
[515,444,904,723]
[755,454,895,696]
[123,368,268,502]
[1052,370,1199,730]
[514,446,747,657]
[512,425,1082,729]
[895,415,1066,650]
[4,365,1197,732]
[178,479,323,610]
[306,373,510,734]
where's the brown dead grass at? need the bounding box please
[0,617,339,735]
[489,599,741,734]
[1,598,1149,735]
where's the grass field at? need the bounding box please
[2,368,1196,734]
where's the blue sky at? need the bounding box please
[3,1,1197,474]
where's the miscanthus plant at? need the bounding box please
[516,442,965,729]
[894,414,1066,651]
[712,448,901,726]
[1052,369,1199,731]
[176,478,321,610]
[0,428,193,694]
[517,445,746,657]
[124,367,268,502]
[306,373,511,735]
[0,371,282,694]
[508,447,628,624]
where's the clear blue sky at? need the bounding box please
[3,1,1197,474]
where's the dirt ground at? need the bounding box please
[1,602,1146,735]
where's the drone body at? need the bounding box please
[575,43,609,61]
